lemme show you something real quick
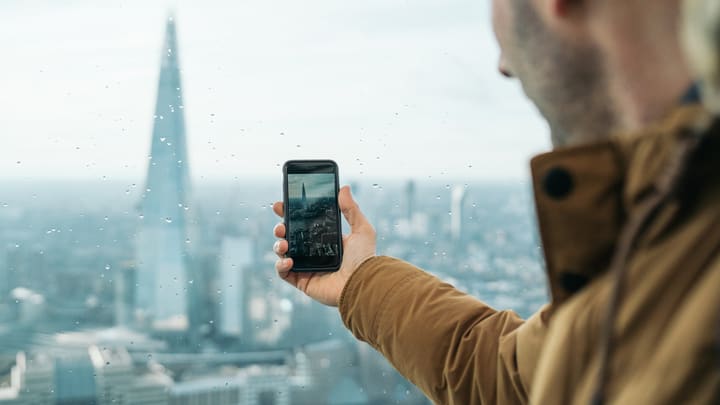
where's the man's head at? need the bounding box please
[492,0,692,147]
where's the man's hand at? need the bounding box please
[272,185,376,307]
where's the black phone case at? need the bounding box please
[282,160,343,272]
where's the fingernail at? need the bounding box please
[283,258,291,266]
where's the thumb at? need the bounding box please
[338,185,370,231]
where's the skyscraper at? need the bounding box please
[450,185,467,241]
[218,236,253,338]
[135,16,191,331]
[405,180,415,221]
[301,183,308,209]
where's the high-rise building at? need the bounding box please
[450,185,467,241]
[136,16,192,331]
[405,180,415,221]
[301,183,308,209]
[217,236,253,337]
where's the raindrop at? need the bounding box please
[160,137,166,142]
[165,217,173,223]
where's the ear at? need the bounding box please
[540,0,583,18]
[553,0,573,17]
[535,0,590,36]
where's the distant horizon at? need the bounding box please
[0,175,532,185]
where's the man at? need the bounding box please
[272,0,720,403]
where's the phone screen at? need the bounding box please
[283,160,342,271]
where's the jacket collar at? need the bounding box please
[530,105,717,305]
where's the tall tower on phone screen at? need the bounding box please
[301,183,308,209]
[135,16,191,331]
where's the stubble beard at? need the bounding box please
[510,0,618,147]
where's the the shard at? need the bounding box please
[135,16,191,331]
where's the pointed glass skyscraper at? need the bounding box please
[136,16,191,331]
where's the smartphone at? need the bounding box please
[282,160,343,272]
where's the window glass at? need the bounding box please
[0,0,547,403]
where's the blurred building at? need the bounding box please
[135,16,192,332]
[450,185,468,241]
[405,180,415,222]
[217,236,253,338]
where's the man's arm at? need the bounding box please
[271,189,546,404]
[340,256,536,405]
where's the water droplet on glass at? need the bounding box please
[165,217,172,223]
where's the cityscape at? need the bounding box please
[0,16,547,405]
[287,177,341,259]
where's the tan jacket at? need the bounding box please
[338,105,720,404]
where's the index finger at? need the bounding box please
[272,201,284,218]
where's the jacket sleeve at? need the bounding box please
[339,256,543,405]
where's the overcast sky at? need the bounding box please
[0,0,549,182]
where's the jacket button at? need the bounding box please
[559,272,589,294]
[543,167,574,199]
